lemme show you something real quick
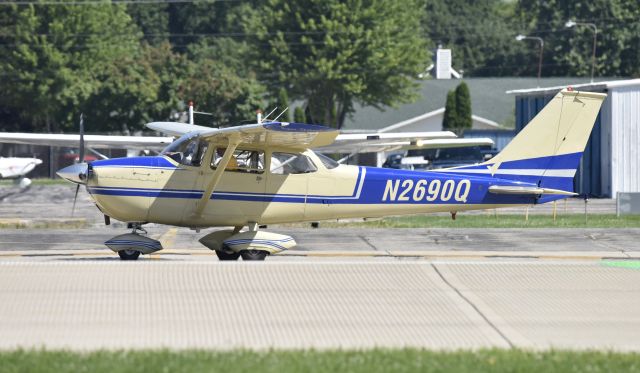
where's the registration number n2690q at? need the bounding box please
[382,179,471,203]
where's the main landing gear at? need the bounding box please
[200,223,296,261]
[104,223,163,261]
[104,223,295,262]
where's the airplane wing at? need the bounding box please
[0,133,174,150]
[145,122,213,137]
[147,121,340,150]
[316,132,495,153]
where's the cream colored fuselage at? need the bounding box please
[87,148,518,227]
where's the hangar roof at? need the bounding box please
[506,78,640,96]
[343,77,601,130]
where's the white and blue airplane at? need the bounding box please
[1,89,605,260]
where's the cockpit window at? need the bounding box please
[161,134,208,167]
[270,152,317,175]
[315,151,340,169]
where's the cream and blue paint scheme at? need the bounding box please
[54,89,605,261]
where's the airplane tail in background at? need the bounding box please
[445,89,606,200]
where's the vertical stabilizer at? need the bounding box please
[448,89,606,195]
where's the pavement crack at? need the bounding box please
[430,263,514,348]
[358,235,379,251]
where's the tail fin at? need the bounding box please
[452,89,606,197]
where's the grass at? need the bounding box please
[288,214,640,229]
[0,218,88,229]
[0,349,639,373]
[0,178,68,186]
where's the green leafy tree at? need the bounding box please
[275,88,291,122]
[293,106,306,123]
[244,0,429,128]
[182,40,265,126]
[0,3,141,132]
[126,3,169,45]
[442,90,457,132]
[181,59,265,127]
[515,0,640,77]
[443,82,472,135]
[454,81,472,133]
[167,1,243,52]
[82,42,187,132]
[424,0,526,76]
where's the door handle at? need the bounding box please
[256,176,263,181]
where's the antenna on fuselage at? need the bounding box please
[272,107,289,123]
[260,107,279,123]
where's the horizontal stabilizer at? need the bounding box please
[488,185,577,196]
[317,132,494,154]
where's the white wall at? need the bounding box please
[611,86,640,194]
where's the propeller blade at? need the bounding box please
[79,113,85,164]
[72,113,85,217]
[71,184,80,217]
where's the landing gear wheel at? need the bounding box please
[118,249,141,261]
[215,250,240,261]
[240,249,269,261]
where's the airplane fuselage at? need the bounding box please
[85,150,538,227]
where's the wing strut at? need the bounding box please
[194,136,241,217]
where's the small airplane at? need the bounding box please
[0,156,43,189]
[0,89,604,260]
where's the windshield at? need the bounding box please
[160,133,208,166]
[314,152,340,169]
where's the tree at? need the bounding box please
[275,88,291,122]
[515,0,640,77]
[442,82,471,135]
[244,0,429,128]
[82,42,187,132]
[181,59,265,127]
[293,106,306,123]
[454,81,472,132]
[442,90,457,132]
[167,1,244,53]
[423,0,526,76]
[126,3,169,45]
[0,3,142,132]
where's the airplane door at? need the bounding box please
[262,152,314,222]
[199,147,267,225]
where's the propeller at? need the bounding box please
[71,113,85,217]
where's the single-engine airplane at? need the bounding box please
[5,89,605,260]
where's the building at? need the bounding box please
[343,77,598,132]
[508,79,640,197]
[342,78,599,166]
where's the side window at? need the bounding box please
[211,148,264,174]
[191,141,208,167]
[270,152,317,175]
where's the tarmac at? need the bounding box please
[0,184,639,351]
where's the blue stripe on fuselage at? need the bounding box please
[87,166,538,206]
[451,152,582,170]
[91,156,177,169]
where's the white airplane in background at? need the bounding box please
[0,156,43,189]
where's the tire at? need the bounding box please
[215,250,240,261]
[240,249,268,261]
[118,249,141,261]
